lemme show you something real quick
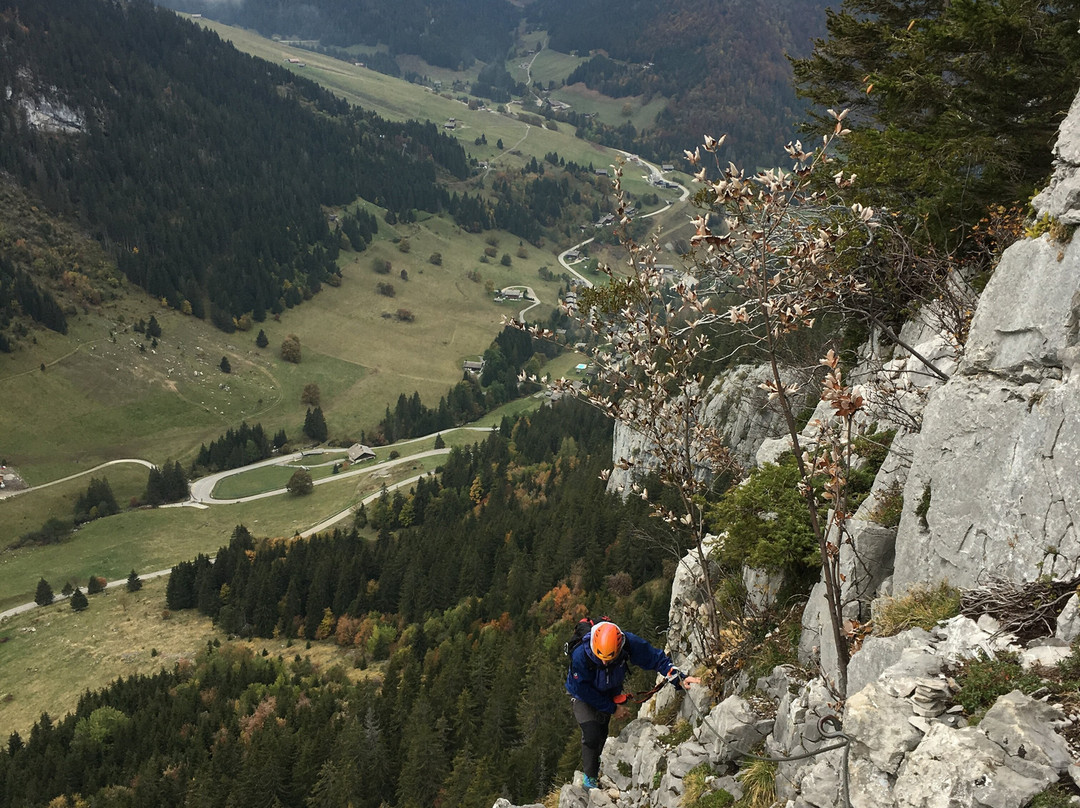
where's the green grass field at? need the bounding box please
[0,575,368,740]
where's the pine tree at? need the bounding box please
[87,575,105,595]
[256,329,269,348]
[70,587,88,612]
[34,578,54,607]
[303,407,328,442]
[220,356,231,373]
[792,0,1080,247]
[127,570,143,592]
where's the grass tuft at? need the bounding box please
[735,758,776,808]
[873,582,961,637]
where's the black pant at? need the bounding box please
[571,698,611,779]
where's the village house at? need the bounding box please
[347,443,376,463]
[463,359,485,375]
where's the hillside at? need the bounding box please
[529,0,830,167]
[0,0,467,332]
[159,0,829,168]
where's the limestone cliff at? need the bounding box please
[497,80,1080,808]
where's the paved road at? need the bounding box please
[0,426,496,622]
[0,458,155,501]
[556,155,690,289]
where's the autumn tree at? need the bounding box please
[301,383,322,408]
[287,469,314,496]
[280,334,302,363]
[683,120,877,694]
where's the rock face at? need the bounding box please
[892,228,1080,593]
[1033,90,1080,224]
[508,80,1080,808]
[607,363,798,494]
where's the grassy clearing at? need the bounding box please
[191,16,668,205]
[0,575,367,739]
[1,463,150,550]
[555,84,668,133]
[520,47,586,87]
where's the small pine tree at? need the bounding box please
[87,575,105,595]
[303,407,328,442]
[146,315,162,339]
[34,578,54,607]
[434,433,446,449]
[126,570,142,592]
[256,329,269,348]
[220,356,231,373]
[70,587,88,612]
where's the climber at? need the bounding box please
[565,619,700,789]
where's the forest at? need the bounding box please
[0,0,467,330]
[160,0,520,69]
[1,401,678,808]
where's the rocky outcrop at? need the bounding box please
[607,363,800,494]
[1032,90,1080,224]
[891,220,1080,593]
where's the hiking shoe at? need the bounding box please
[582,774,599,790]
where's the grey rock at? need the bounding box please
[847,629,933,699]
[494,799,545,808]
[893,723,1051,808]
[771,679,839,803]
[845,681,925,774]
[930,615,1018,663]
[1056,594,1080,643]
[599,719,665,794]
[1019,645,1072,670]
[703,364,807,468]
[796,749,846,808]
[848,756,897,808]
[979,691,1071,773]
[1032,90,1080,223]
[743,566,786,612]
[694,695,774,764]
[760,664,804,704]
[892,227,1080,593]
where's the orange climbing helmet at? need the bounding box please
[590,621,625,664]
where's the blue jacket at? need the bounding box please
[566,630,676,714]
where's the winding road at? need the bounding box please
[557,157,690,286]
[0,427,496,622]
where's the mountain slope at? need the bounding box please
[0,0,467,330]
[531,0,831,167]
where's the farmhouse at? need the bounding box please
[463,359,485,375]
[500,288,524,300]
[347,443,376,462]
